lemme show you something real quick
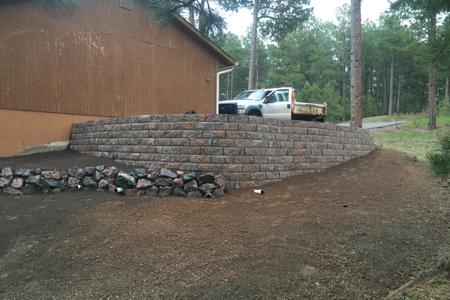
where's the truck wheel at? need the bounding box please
[247,110,262,117]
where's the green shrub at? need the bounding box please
[427,130,450,182]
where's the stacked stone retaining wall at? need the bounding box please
[70,114,376,188]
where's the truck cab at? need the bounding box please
[218,87,327,122]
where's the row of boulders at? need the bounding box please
[0,166,226,198]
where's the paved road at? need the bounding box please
[339,121,405,129]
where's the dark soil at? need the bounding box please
[0,150,449,299]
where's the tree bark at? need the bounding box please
[248,0,259,90]
[388,58,394,115]
[445,76,449,103]
[397,75,401,115]
[428,13,437,130]
[350,0,363,128]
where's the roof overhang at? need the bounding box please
[173,16,236,67]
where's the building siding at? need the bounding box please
[0,0,219,117]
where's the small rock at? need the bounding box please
[10,177,24,189]
[160,168,177,179]
[187,191,202,198]
[94,171,103,181]
[214,175,226,188]
[98,179,109,189]
[173,188,187,197]
[173,177,184,188]
[26,175,41,185]
[22,184,37,194]
[34,168,42,175]
[184,180,198,192]
[183,172,196,183]
[95,165,105,172]
[42,170,62,180]
[145,186,159,197]
[15,168,32,177]
[67,177,80,189]
[1,167,13,177]
[158,186,173,197]
[0,177,12,188]
[115,171,137,189]
[176,170,184,177]
[82,176,97,189]
[147,170,160,181]
[199,183,216,195]
[197,173,215,186]
[136,179,153,189]
[2,187,22,195]
[102,166,118,177]
[154,177,173,187]
[131,168,147,179]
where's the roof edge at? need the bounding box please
[173,16,236,67]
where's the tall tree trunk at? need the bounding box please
[388,58,394,115]
[397,75,401,115]
[248,0,259,90]
[445,76,449,103]
[428,13,437,130]
[188,7,195,26]
[350,0,363,128]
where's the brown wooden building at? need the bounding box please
[0,0,235,157]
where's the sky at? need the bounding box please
[224,0,391,37]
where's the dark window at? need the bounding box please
[119,0,132,10]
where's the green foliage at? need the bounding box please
[410,115,450,126]
[426,130,450,180]
[438,98,450,116]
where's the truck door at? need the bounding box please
[262,89,291,119]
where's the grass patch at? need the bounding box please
[371,114,450,161]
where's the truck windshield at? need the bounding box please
[234,90,268,101]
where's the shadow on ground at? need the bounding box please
[0,150,449,299]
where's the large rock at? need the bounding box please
[82,177,97,189]
[98,179,110,189]
[131,168,147,179]
[84,167,96,176]
[160,168,177,179]
[42,170,62,180]
[26,175,41,185]
[115,171,137,189]
[1,167,13,177]
[102,166,118,177]
[67,169,76,177]
[42,179,62,189]
[173,188,187,197]
[182,172,196,183]
[2,187,22,195]
[94,171,103,181]
[199,183,216,195]
[136,179,153,189]
[75,168,86,179]
[67,177,80,189]
[15,168,32,177]
[214,175,226,189]
[10,178,24,189]
[22,184,37,194]
[0,177,12,188]
[158,186,173,197]
[95,165,105,172]
[197,173,215,186]
[184,180,198,192]
[154,177,173,187]
[173,177,184,188]
[145,186,159,197]
[147,170,160,181]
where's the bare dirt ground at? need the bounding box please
[0,150,449,299]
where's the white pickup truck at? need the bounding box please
[218,87,327,122]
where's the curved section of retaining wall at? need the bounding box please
[70,114,376,188]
